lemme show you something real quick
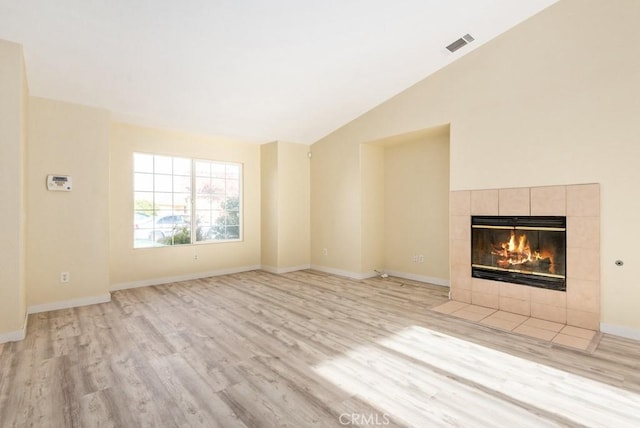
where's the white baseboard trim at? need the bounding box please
[383,270,450,287]
[28,293,112,315]
[110,265,262,291]
[261,264,311,274]
[600,322,640,341]
[0,312,29,344]
[309,265,374,280]
[309,265,451,285]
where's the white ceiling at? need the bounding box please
[0,0,558,144]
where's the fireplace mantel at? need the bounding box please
[449,184,600,330]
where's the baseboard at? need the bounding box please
[110,264,262,291]
[600,322,640,341]
[0,312,29,344]
[28,293,112,315]
[383,270,450,287]
[309,265,375,280]
[309,265,451,285]
[261,264,311,274]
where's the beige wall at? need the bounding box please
[311,0,640,333]
[261,141,310,272]
[109,123,261,287]
[0,40,28,338]
[27,97,111,306]
[276,142,310,269]
[310,135,362,274]
[382,130,449,282]
[313,127,450,280]
[360,143,385,274]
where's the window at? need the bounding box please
[133,153,242,248]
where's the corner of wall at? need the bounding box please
[0,39,28,338]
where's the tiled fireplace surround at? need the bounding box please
[449,184,600,331]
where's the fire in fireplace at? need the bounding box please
[471,216,566,291]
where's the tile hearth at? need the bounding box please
[433,300,600,352]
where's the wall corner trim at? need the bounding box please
[309,265,375,280]
[260,265,311,274]
[0,312,29,344]
[383,270,450,287]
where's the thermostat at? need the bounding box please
[47,175,72,191]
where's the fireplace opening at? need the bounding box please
[471,216,566,291]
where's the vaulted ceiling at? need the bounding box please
[0,0,558,144]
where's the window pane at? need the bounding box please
[134,209,155,248]
[134,153,154,173]
[164,226,192,246]
[173,157,191,176]
[154,156,172,174]
[222,195,240,211]
[226,213,239,226]
[209,225,240,241]
[212,178,226,194]
[210,210,222,222]
[195,177,211,194]
[134,211,152,227]
[173,193,191,212]
[195,226,208,242]
[210,195,225,209]
[173,175,191,193]
[226,179,240,196]
[226,226,240,239]
[213,212,226,226]
[195,196,212,210]
[196,210,212,226]
[212,164,226,178]
[154,174,173,192]
[134,191,154,206]
[195,161,210,177]
[134,173,154,192]
[194,210,209,240]
[226,164,240,179]
[155,192,173,208]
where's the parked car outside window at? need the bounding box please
[134,213,190,244]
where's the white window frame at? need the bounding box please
[133,152,243,248]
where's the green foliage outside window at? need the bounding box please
[209,196,240,240]
[135,200,158,215]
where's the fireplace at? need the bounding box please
[471,216,566,291]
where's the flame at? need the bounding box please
[491,231,555,273]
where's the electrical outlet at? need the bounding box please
[418,255,424,263]
[322,248,328,256]
[60,272,70,283]
[412,255,418,263]
[193,254,199,261]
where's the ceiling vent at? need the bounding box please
[446,34,475,53]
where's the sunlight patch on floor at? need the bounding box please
[313,326,640,427]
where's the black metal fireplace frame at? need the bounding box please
[471,215,567,291]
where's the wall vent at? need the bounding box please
[446,34,475,53]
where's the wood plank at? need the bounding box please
[1,270,640,426]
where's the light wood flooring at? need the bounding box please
[1,270,640,427]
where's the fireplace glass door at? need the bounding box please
[471,216,566,291]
